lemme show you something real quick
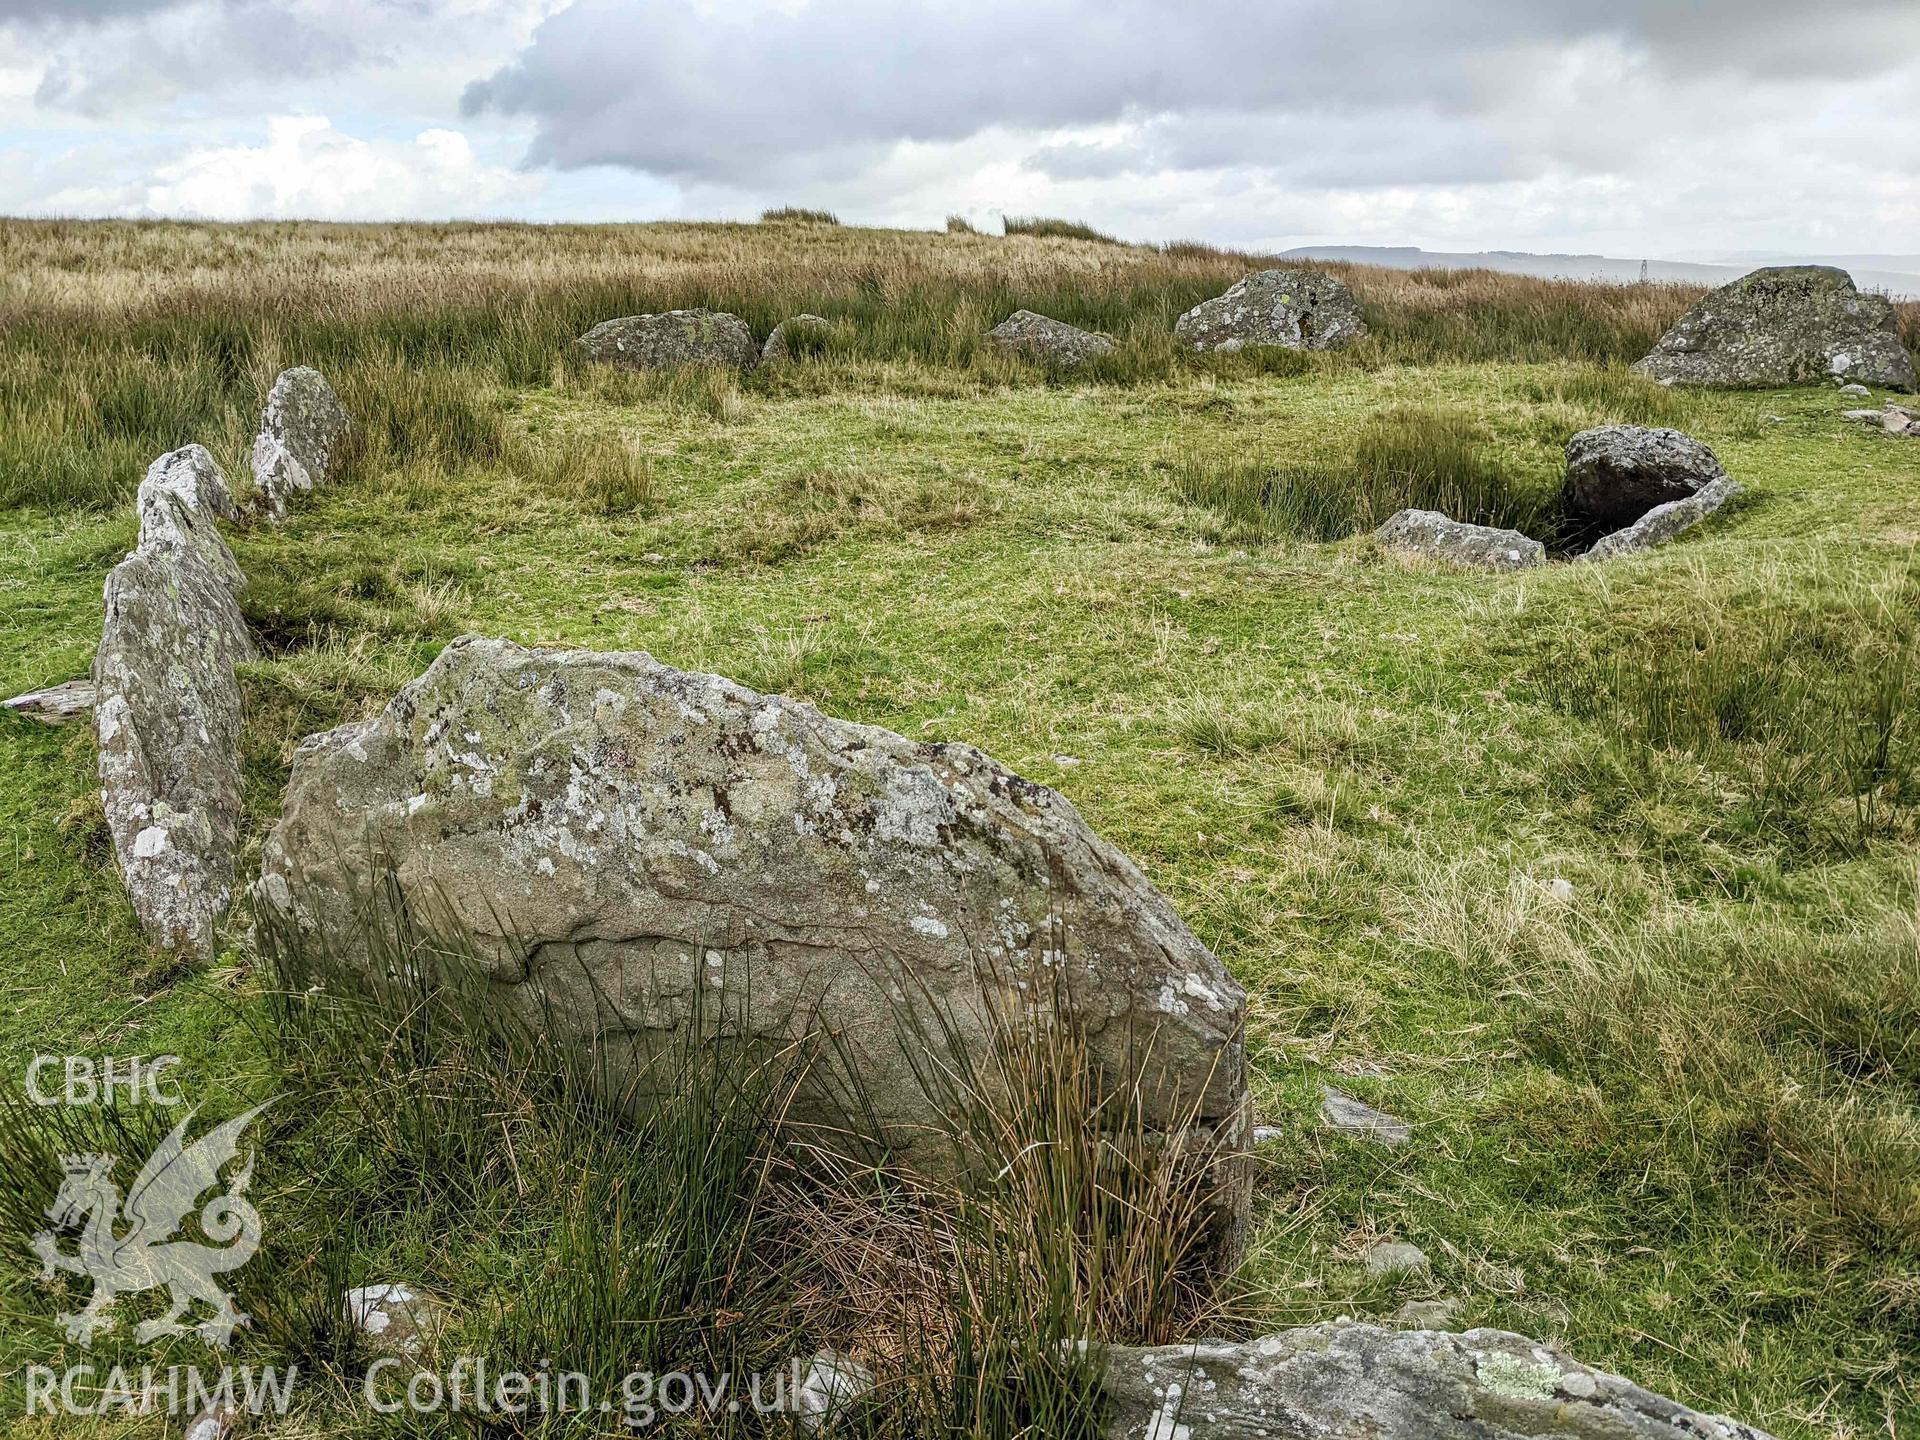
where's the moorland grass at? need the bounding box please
[2,220,1918,1438]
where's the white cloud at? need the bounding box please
[34,116,542,220]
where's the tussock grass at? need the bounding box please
[761,207,841,226]
[1174,406,1556,543]
[945,214,978,235]
[1001,216,1123,245]
[1533,558,1920,859]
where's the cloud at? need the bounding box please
[464,0,1920,186]
[32,116,541,219]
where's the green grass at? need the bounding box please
[2,221,1918,1438]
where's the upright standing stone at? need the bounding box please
[250,367,350,523]
[95,446,256,957]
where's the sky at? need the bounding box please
[3,0,1918,258]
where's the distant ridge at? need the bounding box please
[1280,245,1920,300]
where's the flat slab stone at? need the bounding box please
[5,679,96,726]
[1374,510,1544,572]
[1583,478,1742,561]
[1100,1323,1779,1440]
[95,445,256,958]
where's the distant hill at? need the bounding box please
[1279,245,1920,300]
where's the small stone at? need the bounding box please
[1838,383,1872,398]
[1364,1241,1429,1275]
[182,1404,238,1440]
[794,1349,873,1430]
[1250,1124,1285,1145]
[344,1283,443,1359]
[1843,409,1888,425]
[4,678,96,726]
[1544,878,1576,903]
[1390,1298,1462,1328]
[1320,1086,1411,1147]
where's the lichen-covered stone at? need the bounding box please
[1633,266,1916,392]
[95,445,256,958]
[259,638,1249,1255]
[1583,478,1742,561]
[1099,1323,1778,1440]
[250,366,349,523]
[1562,426,1728,533]
[5,678,96,726]
[761,314,831,364]
[986,310,1115,369]
[1374,511,1544,572]
[1175,269,1367,353]
[579,309,759,370]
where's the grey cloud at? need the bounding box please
[464,0,1920,185]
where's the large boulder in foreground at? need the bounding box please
[1101,1323,1777,1440]
[250,366,349,523]
[1633,266,1915,392]
[95,446,256,958]
[987,310,1115,369]
[578,310,759,370]
[1374,510,1544,572]
[1176,269,1367,354]
[1562,426,1727,534]
[259,638,1248,1246]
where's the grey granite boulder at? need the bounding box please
[1176,269,1367,354]
[1100,1323,1778,1440]
[95,446,256,958]
[1562,426,1727,533]
[1374,511,1544,572]
[250,366,350,523]
[258,637,1249,1257]
[579,309,759,370]
[5,679,96,726]
[761,314,831,364]
[1583,478,1742,561]
[987,310,1115,369]
[1633,266,1915,392]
